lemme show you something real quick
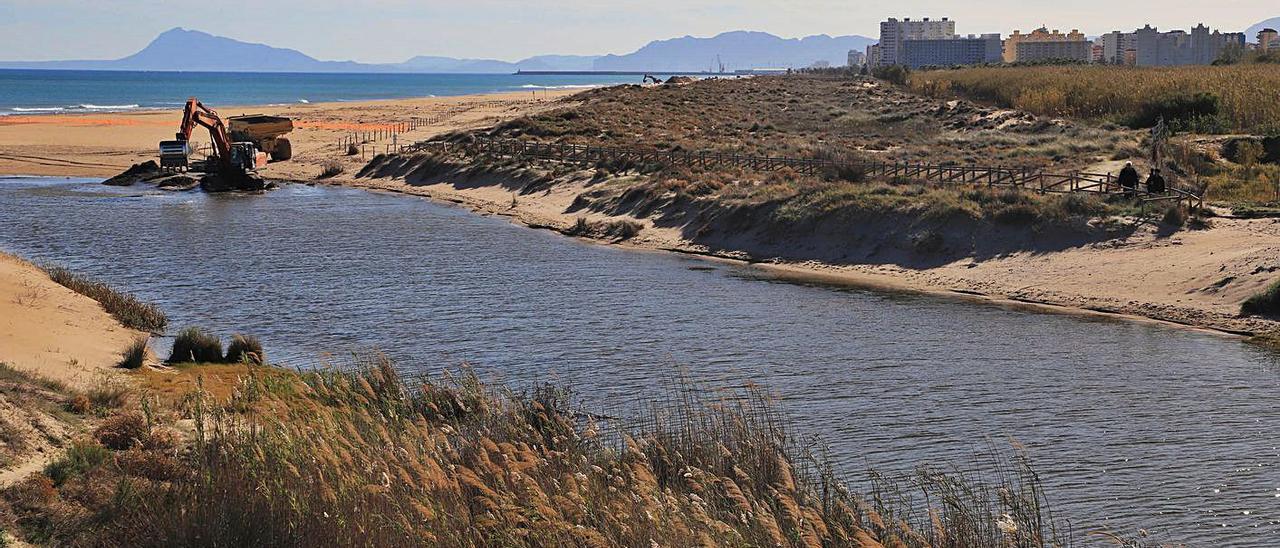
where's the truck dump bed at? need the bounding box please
[228,115,294,140]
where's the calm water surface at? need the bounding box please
[2,177,1278,545]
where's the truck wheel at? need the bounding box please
[271,138,293,162]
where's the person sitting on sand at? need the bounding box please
[1146,168,1167,194]
[1117,162,1140,194]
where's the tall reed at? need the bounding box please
[70,354,1073,547]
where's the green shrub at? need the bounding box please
[118,337,150,370]
[815,147,868,182]
[1242,279,1280,317]
[1126,92,1221,130]
[44,440,111,486]
[168,328,222,364]
[872,64,911,86]
[225,334,266,365]
[992,202,1040,225]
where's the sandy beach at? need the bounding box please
[3,87,1278,340]
[0,89,579,179]
[0,252,142,387]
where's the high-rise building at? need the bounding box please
[865,44,882,67]
[1015,40,1092,63]
[1260,28,1279,51]
[1004,27,1088,63]
[1100,31,1137,64]
[1106,24,1243,66]
[901,34,1002,68]
[847,50,867,67]
[876,17,955,66]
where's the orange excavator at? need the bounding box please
[159,97,293,175]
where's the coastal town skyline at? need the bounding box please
[2,0,1274,63]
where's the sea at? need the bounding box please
[0,69,646,115]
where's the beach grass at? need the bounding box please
[167,327,223,365]
[39,265,168,333]
[1,353,1074,547]
[1242,279,1280,317]
[117,337,150,369]
[225,334,266,365]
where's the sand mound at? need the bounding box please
[102,160,162,186]
[0,253,142,388]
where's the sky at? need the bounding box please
[0,0,1274,63]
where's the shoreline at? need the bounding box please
[0,88,584,178]
[326,177,1273,343]
[4,83,1277,345]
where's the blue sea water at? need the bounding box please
[0,70,644,114]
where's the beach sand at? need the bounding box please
[0,89,578,179]
[0,252,143,387]
[3,88,1278,340]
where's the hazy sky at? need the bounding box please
[1,0,1273,63]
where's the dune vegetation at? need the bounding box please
[0,351,1078,547]
[39,264,168,333]
[1242,279,1280,318]
[908,65,1280,135]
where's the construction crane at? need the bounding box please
[159,97,293,174]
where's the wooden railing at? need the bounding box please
[396,137,1204,209]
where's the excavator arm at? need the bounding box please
[176,97,233,169]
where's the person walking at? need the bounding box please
[1118,161,1140,196]
[1146,168,1167,194]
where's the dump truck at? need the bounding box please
[158,98,293,173]
[229,115,294,162]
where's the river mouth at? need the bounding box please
[3,176,1279,544]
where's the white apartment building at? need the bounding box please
[876,17,955,66]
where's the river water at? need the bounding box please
[2,177,1278,545]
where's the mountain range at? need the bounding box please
[0,28,873,74]
[1246,17,1280,38]
[7,18,1274,75]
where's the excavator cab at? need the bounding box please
[229,142,264,172]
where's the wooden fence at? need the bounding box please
[397,137,1204,209]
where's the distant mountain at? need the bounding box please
[0,28,874,73]
[0,28,374,72]
[592,31,876,72]
[1246,17,1280,40]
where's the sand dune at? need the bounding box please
[0,253,143,387]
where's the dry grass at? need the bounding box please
[908,65,1280,134]
[318,160,346,179]
[39,265,167,333]
[485,75,1129,171]
[403,76,1151,246]
[1,355,1074,547]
